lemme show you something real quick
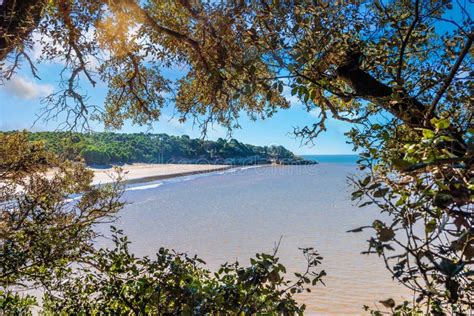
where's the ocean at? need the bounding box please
[302,154,359,164]
[96,159,410,314]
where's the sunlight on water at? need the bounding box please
[97,164,412,315]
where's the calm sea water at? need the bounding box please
[97,161,411,315]
[302,154,359,164]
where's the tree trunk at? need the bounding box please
[336,51,428,128]
[336,51,466,157]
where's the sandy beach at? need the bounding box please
[89,164,231,185]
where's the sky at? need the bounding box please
[0,0,470,156]
[0,56,357,155]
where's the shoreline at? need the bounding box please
[90,164,232,185]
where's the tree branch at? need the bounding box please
[122,0,210,71]
[427,33,473,116]
[0,0,46,61]
[336,51,428,128]
[397,0,420,83]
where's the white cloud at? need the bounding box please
[282,86,301,106]
[1,76,53,100]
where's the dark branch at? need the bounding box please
[397,0,420,83]
[428,33,473,116]
[336,51,428,128]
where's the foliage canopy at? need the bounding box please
[0,0,473,313]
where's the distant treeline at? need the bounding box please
[19,132,297,165]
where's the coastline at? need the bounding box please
[89,163,232,185]
[44,161,317,187]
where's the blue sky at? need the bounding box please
[0,58,356,155]
[0,1,469,155]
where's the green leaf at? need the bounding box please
[373,188,389,198]
[392,159,413,171]
[433,192,453,207]
[244,84,252,95]
[351,190,364,200]
[421,129,435,139]
[425,219,437,234]
[278,83,283,93]
[347,226,370,233]
[431,117,450,130]
[377,227,395,242]
[437,258,464,276]
[360,176,371,186]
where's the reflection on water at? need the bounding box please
[96,164,412,315]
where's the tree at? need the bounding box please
[18,131,297,165]
[0,132,326,314]
[1,0,472,312]
[81,146,111,165]
[42,228,325,314]
[0,132,124,306]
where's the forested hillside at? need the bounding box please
[22,132,297,165]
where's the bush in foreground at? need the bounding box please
[0,132,325,314]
